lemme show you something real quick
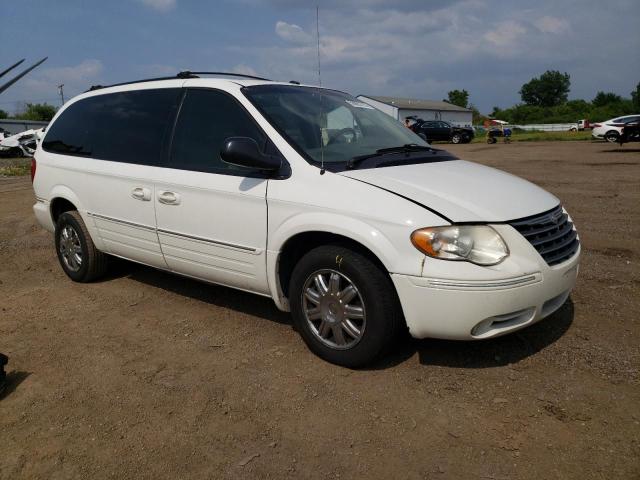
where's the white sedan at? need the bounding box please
[591,114,640,142]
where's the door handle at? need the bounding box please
[131,187,151,201]
[158,191,181,205]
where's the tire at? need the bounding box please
[55,211,108,282]
[289,245,402,368]
[9,147,23,158]
[604,130,619,143]
[451,133,461,144]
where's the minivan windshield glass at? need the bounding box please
[243,85,440,169]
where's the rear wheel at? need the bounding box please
[55,211,108,282]
[605,130,619,143]
[289,245,402,368]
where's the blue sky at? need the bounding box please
[1,0,639,114]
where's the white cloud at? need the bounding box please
[533,16,570,34]
[231,64,259,77]
[275,21,313,44]
[483,20,527,45]
[16,59,105,105]
[139,0,176,12]
[40,59,104,83]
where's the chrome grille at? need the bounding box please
[509,205,579,266]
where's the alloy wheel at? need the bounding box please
[301,269,366,350]
[59,225,83,272]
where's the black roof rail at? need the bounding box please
[86,74,193,92]
[86,71,270,93]
[177,71,271,81]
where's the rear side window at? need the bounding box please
[43,88,180,165]
[168,88,267,175]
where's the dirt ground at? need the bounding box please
[1,142,639,479]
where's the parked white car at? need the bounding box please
[591,114,640,142]
[31,74,580,367]
[0,127,45,157]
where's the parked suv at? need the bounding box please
[32,73,580,367]
[410,119,474,144]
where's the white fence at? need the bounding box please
[511,123,578,132]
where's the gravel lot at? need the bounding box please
[1,141,639,479]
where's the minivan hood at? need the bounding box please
[339,160,559,223]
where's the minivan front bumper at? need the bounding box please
[391,248,580,340]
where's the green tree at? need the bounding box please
[0,108,8,119]
[469,103,484,124]
[445,89,469,108]
[519,70,571,107]
[592,91,623,107]
[632,82,640,110]
[15,103,57,121]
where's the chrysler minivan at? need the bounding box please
[32,72,580,367]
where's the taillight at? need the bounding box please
[30,157,36,183]
[593,123,601,128]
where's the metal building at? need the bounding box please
[357,95,473,126]
[0,118,49,135]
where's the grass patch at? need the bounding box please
[471,130,593,143]
[0,157,31,176]
[0,165,30,176]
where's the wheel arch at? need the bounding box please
[277,231,390,299]
[48,186,84,223]
[268,214,403,310]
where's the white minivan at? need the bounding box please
[32,72,580,367]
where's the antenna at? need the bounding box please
[316,5,325,175]
[316,6,322,87]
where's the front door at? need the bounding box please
[154,88,270,294]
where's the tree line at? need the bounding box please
[0,103,58,122]
[445,71,639,124]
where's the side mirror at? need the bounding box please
[220,137,282,171]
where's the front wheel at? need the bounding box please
[605,130,619,143]
[289,245,402,368]
[55,211,108,282]
[451,133,462,144]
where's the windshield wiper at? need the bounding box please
[347,144,437,169]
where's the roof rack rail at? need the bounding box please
[177,71,271,81]
[86,70,269,92]
[87,74,190,92]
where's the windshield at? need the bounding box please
[242,85,430,167]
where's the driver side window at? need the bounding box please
[169,89,267,175]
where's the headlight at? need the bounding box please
[411,225,508,266]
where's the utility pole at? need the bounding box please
[57,84,65,105]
